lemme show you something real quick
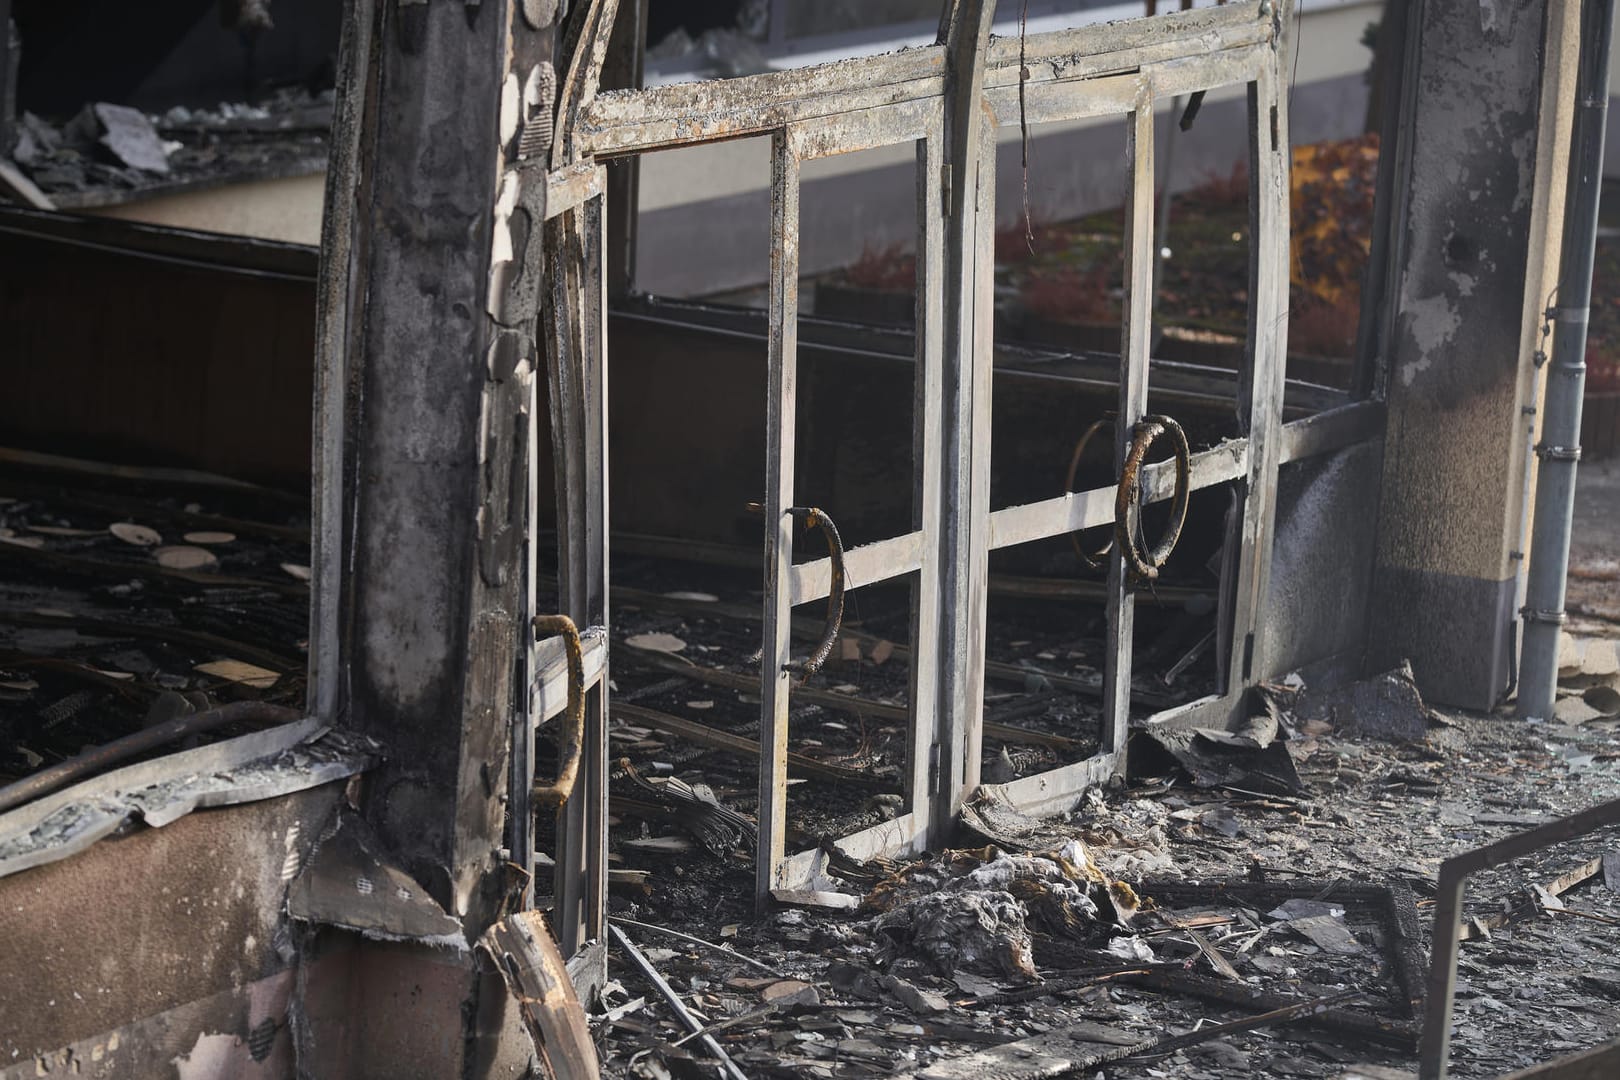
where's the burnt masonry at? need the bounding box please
[1368,0,1568,710]
[0,0,1602,1077]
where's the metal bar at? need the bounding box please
[552,0,624,168]
[585,73,946,157]
[518,348,541,912]
[610,925,750,1080]
[981,399,1385,555]
[757,130,800,909]
[509,2,570,924]
[961,111,997,796]
[1102,86,1157,757]
[1218,14,1291,703]
[786,98,936,160]
[522,168,605,931]
[584,190,613,948]
[984,71,1141,126]
[1353,0,1419,401]
[546,206,590,946]
[1518,0,1615,722]
[1420,796,1620,1080]
[534,629,608,723]
[933,0,996,837]
[609,916,779,975]
[984,0,1264,76]
[577,4,1268,158]
[989,440,1248,551]
[545,162,606,221]
[909,115,947,833]
[984,47,1262,127]
[601,0,647,297]
[789,530,924,604]
[308,0,375,719]
[551,192,612,957]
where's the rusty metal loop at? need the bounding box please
[531,613,585,807]
[1064,417,1116,572]
[785,506,845,683]
[1113,414,1191,583]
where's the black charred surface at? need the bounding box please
[335,0,547,928]
[1368,0,1548,709]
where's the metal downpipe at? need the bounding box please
[1518,0,1615,722]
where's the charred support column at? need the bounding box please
[1367,0,1558,710]
[308,0,561,1070]
[1519,0,1614,721]
[328,0,551,931]
[931,0,995,839]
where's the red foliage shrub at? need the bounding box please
[843,244,916,291]
[1590,343,1620,393]
[1185,162,1250,208]
[995,218,1074,265]
[1020,266,1119,325]
[1290,294,1360,358]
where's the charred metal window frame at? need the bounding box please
[520,3,620,960]
[521,0,1385,918]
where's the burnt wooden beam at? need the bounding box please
[315,0,557,931]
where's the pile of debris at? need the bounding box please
[580,613,1620,1080]
[10,87,330,205]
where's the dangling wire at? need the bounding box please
[1020,0,1035,253]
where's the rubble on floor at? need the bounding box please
[577,587,1620,1080]
[6,453,1620,1079]
[0,451,310,785]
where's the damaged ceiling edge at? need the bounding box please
[0,718,379,881]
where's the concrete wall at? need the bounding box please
[1366,0,1578,710]
[1261,438,1384,687]
[0,787,342,1078]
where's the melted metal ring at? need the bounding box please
[786,506,845,683]
[1114,414,1191,583]
[1064,417,1116,572]
[531,613,585,807]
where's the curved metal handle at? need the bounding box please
[785,506,845,683]
[1064,417,1116,571]
[1114,414,1191,582]
[531,613,585,807]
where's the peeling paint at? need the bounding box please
[500,73,521,148]
[173,1031,261,1080]
[1397,292,1463,387]
[280,822,302,881]
[491,170,521,269]
[523,64,546,113]
[1511,127,1537,212]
